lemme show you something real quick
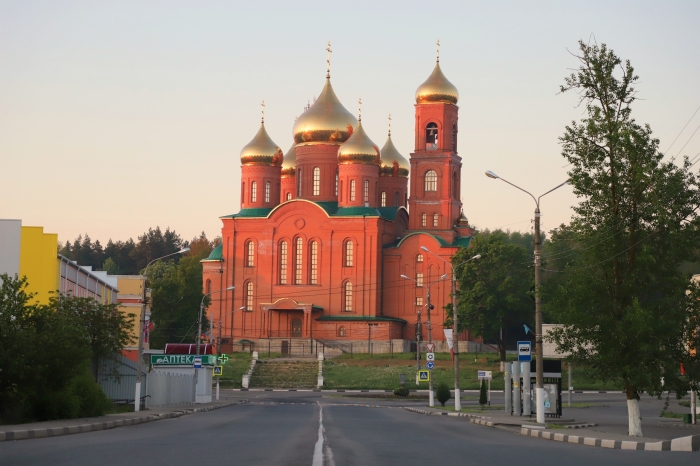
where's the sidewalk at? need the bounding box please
[405,406,700,452]
[0,398,244,442]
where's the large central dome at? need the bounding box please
[292,78,358,145]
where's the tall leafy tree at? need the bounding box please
[448,230,533,364]
[544,41,700,436]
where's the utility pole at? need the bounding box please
[416,310,422,371]
[534,206,544,423]
[426,290,434,407]
[451,272,460,411]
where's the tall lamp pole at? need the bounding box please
[195,285,235,401]
[421,247,481,412]
[402,273,448,407]
[134,247,190,412]
[485,170,569,424]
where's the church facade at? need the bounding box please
[202,49,475,349]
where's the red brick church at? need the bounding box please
[202,47,475,350]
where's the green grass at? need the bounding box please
[433,405,505,413]
[660,411,684,419]
[217,353,255,388]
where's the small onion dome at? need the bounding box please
[456,210,469,227]
[240,122,283,166]
[379,133,409,177]
[415,61,459,105]
[338,121,380,166]
[281,143,296,177]
[293,78,358,145]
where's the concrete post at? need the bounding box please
[568,362,573,407]
[504,363,512,415]
[513,359,521,416]
[523,361,531,416]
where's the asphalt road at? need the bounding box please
[1,392,697,466]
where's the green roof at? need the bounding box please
[383,231,473,249]
[201,243,223,262]
[221,201,401,221]
[315,315,407,324]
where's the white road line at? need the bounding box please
[312,402,325,466]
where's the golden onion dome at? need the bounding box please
[337,120,380,166]
[292,78,358,145]
[415,61,459,105]
[240,122,283,167]
[281,143,296,177]
[379,133,409,177]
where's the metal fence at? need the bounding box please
[146,371,195,407]
[97,354,146,407]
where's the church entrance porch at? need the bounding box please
[259,299,322,340]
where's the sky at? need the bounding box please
[2,0,699,245]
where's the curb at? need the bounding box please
[404,407,488,420]
[520,427,700,452]
[0,401,240,442]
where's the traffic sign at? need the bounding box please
[426,352,435,362]
[193,356,202,369]
[517,341,532,362]
[418,370,430,382]
[425,343,435,352]
[213,366,223,376]
[426,361,435,370]
[477,370,492,380]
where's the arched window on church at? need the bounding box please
[245,281,254,311]
[424,170,437,192]
[344,240,354,267]
[286,192,292,201]
[421,213,427,227]
[350,180,356,202]
[245,241,254,267]
[433,213,439,227]
[294,237,303,284]
[417,254,423,263]
[335,168,339,196]
[343,282,353,312]
[337,326,347,337]
[313,167,321,196]
[452,123,457,152]
[363,180,369,203]
[265,181,271,203]
[394,191,399,206]
[251,181,257,203]
[206,279,212,294]
[309,241,318,285]
[381,191,386,207]
[279,241,288,284]
[425,122,438,150]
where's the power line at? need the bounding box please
[666,104,700,153]
[675,121,700,158]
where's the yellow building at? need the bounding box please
[18,225,59,305]
[114,275,150,352]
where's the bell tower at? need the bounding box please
[407,49,462,240]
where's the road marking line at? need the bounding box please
[312,402,324,466]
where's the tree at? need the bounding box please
[435,382,451,407]
[543,40,700,436]
[448,230,533,364]
[479,379,488,407]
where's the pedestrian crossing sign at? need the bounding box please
[213,366,223,376]
[417,370,430,382]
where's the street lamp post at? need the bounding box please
[421,246,481,412]
[195,286,235,402]
[134,247,190,412]
[485,170,569,424]
[402,273,448,407]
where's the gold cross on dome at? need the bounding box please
[358,97,362,121]
[261,100,265,123]
[388,113,392,136]
[436,39,440,62]
[326,41,332,78]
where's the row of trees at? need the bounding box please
[0,275,133,423]
[450,41,700,437]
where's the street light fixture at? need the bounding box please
[421,246,481,412]
[402,273,449,407]
[134,247,190,412]
[485,169,569,424]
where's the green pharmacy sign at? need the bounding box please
[151,354,218,365]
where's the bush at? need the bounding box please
[394,387,410,397]
[71,370,110,417]
[436,382,451,406]
[479,380,488,406]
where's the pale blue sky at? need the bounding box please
[2,1,699,244]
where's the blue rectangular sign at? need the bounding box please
[517,341,532,362]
